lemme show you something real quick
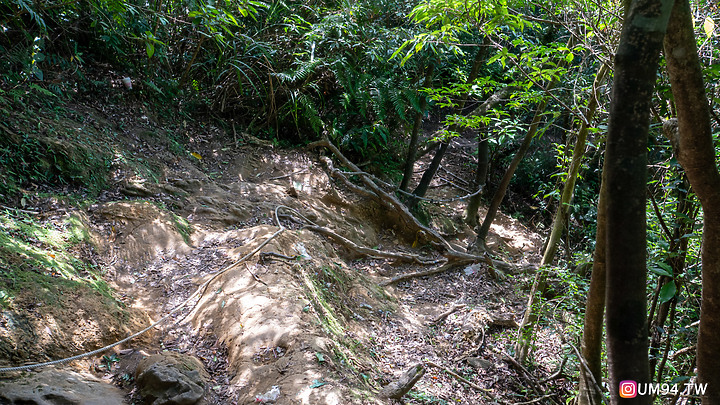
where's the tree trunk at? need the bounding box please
[406,49,485,209]
[400,64,435,192]
[461,86,519,226]
[648,177,694,380]
[605,0,671,403]
[475,92,552,244]
[408,141,449,209]
[664,0,720,402]
[577,170,608,405]
[464,137,488,226]
[515,63,608,363]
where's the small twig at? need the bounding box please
[439,165,471,187]
[231,121,238,147]
[538,356,568,383]
[382,262,457,286]
[430,303,466,325]
[267,168,308,181]
[501,352,551,401]
[648,187,673,242]
[424,360,494,396]
[511,394,557,405]
[567,342,608,405]
[0,204,40,215]
[259,252,299,263]
[670,345,696,360]
[431,177,473,195]
[245,263,268,286]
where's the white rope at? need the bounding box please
[0,205,302,373]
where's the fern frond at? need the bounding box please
[274,58,323,84]
[390,86,407,121]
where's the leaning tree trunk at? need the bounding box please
[400,64,435,192]
[474,91,553,245]
[462,86,519,226]
[604,0,671,403]
[407,49,485,209]
[464,137,489,226]
[515,63,608,364]
[664,0,720,402]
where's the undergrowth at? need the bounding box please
[0,209,115,309]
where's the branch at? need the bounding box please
[382,261,462,286]
[303,225,441,265]
[424,361,495,398]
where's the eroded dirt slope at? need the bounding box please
[0,103,572,405]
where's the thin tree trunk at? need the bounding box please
[408,142,449,209]
[577,170,608,405]
[461,86,519,226]
[464,137,488,226]
[475,91,553,244]
[664,0,720,402]
[604,0,670,402]
[180,36,206,87]
[648,178,693,379]
[407,49,485,209]
[400,64,435,192]
[515,64,608,363]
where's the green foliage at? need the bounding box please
[0,210,113,308]
[0,122,111,199]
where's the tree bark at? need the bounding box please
[664,0,720,402]
[464,136,488,226]
[604,0,672,403]
[462,86,519,226]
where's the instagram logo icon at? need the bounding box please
[619,380,637,398]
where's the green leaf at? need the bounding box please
[146,42,155,58]
[659,281,677,304]
[32,65,43,81]
[649,264,673,277]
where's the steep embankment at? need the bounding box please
[0,101,564,405]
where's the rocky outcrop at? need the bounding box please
[134,352,209,405]
[0,368,126,405]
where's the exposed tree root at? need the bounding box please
[424,360,494,397]
[381,261,466,286]
[309,138,469,254]
[430,303,466,325]
[303,225,441,265]
[379,363,425,399]
[308,138,523,286]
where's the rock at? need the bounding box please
[135,352,209,405]
[122,182,155,197]
[0,368,126,405]
[379,363,425,399]
[466,357,494,370]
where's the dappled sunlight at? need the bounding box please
[488,217,542,257]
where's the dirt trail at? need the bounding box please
[0,105,569,404]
